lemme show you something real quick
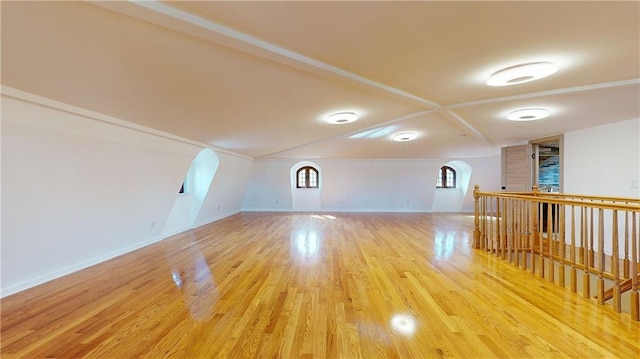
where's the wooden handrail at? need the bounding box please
[476,191,640,212]
[473,185,640,321]
[601,264,640,302]
[488,190,640,205]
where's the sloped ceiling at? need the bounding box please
[2,1,639,159]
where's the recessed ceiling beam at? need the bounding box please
[446,79,640,110]
[128,0,441,110]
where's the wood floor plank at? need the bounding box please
[1,212,639,358]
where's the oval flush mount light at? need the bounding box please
[487,62,558,86]
[507,108,550,121]
[326,112,358,124]
[393,132,418,142]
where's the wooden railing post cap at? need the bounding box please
[531,184,540,196]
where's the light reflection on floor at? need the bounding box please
[390,313,417,336]
[163,233,218,322]
[434,231,455,259]
[310,214,337,220]
[434,230,470,259]
[291,229,322,265]
[468,215,498,220]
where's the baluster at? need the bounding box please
[501,198,507,260]
[508,198,514,263]
[499,198,504,258]
[484,196,489,250]
[480,196,486,250]
[538,202,545,278]
[589,207,595,269]
[531,198,538,275]
[512,197,516,262]
[523,198,530,271]
[624,212,630,278]
[495,197,500,254]
[579,206,585,265]
[582,206,590,299]
[570,205,577,293]
[473,185,480,249]
[514,199,520,267]
[559,204,566,288]
[597,209,605,305]
[523,199,527,268]
[548,202,554,283]
[631,212,638,321]
[508,198,514,262]
[501,198,513,260]
[492,197,500,257]
[496,197,501,256]
[522,199,527,269]
[530,198,535,271]
[484,197,490,252]
[488,196,494,253]
[612,210,621,312]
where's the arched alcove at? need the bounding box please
[290,161,322,212]
[162,149,220,237]
[432,160,472,212]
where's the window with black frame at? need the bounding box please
[436,166,456,188]
[296,166,319,188]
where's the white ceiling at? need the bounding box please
[2,1,639,160]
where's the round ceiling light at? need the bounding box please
[507,108,550,121]
[326,112,358,124]
[487,62,558,86]
[393,132,418,142]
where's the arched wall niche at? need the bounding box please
[432,160,473,212]
[162,149,220,237]
[290,161,322,212]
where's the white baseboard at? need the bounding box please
[240,207,296,212]
[1,235,163,298]
[192,210,240,228]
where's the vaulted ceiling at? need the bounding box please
[2,1,639,160]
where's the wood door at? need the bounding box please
[501,144,533,192]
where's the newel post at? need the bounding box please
[531,184,540,241]
[474,185,481,249]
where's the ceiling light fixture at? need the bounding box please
[326,112,358,124]
[507,108,550,121]
[393,132,418,142]
[487,62,558,86]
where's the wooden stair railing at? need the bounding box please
[473,185,640,321]
[601,263,640,301]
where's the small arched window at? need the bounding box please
[296,166,319,188]
[436,166,456,188]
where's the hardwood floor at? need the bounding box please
[2,212,639,358]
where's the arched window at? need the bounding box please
[436,166,456,188]
[296,166,319,188]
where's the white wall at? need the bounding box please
[432,160,474,212]
[195,152,253,226]
[1,93,251,296]
[290,161,322,212]
[562,118,640,253]
[564,118,640,198]
[162,149,220,237]
[243,157,501,213]
[241,160,294,212]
